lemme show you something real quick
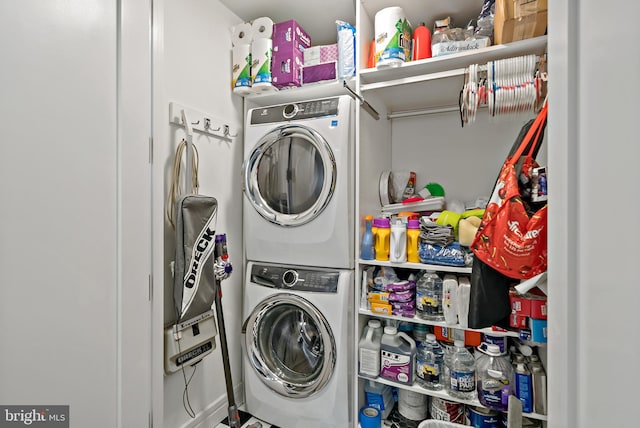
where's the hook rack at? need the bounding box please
[169,102,239,139]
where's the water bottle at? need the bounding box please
[477,344,514,412]
[358,319,383,378]
[416,270,444,321]
[448,340,476,400]
[361,215,375,260]
[389,219,407,263]
[416,333,444,390]
[514,362,533,413]
[412,323,429,348]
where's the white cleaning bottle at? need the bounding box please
[389,219,407,263]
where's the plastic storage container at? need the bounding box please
[476,344,514,412]
[380,325,416,385]
[358,319,383,378]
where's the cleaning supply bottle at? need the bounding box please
[406,219,421,263]
[389,219,407,263]
[514,362,533,413]
[380,325,416,385]
[412,23,432,60]
[358,319,383,378]
[374,218,391,261]
[442,274,459,326]
[477,344,513,412]
[361,215,375,260]
[364,380,395,420]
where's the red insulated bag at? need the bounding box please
[471,102,548,280]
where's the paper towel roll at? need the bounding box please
[232,44,252,94]
[252,16,274,39]
[375,6,410,68]
[231,22,252,47]
[251,37,274,91]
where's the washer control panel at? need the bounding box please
[250,264,339,293]
[250,97,340,124]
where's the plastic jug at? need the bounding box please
[380,325,417,385]
[374,218,390,261]
[358,319,383,378]
[389,219,407,263]
[406,219,421,263]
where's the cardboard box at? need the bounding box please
[510,288,547,320]
[271,19,311,88]
[303,44,338,66]
[510,312,529,329]
[434,326,481,347]
[494,0,548,45]
[302,62,337,85]
[529,318,547,343]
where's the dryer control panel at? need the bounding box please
[250,97,340,124]
[250,264,339,293]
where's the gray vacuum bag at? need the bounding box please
[173,194,218,322]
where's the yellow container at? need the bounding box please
[374,218,391,261]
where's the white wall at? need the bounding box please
[548,1,640,427]
[0,1,151,427]
[152,1,244,427]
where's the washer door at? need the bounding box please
[243,124,336,227]
[244,293,336,398]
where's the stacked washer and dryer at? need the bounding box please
[241,96,355,428]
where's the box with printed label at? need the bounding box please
[303,44,339,66]
[302,62,337,85]
[529,297,547,320]
[529,318,547,343]
[433,326,481,347]
[510,312,529,329]
[271,20,311,89]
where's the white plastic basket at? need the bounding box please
[417,421,466,428]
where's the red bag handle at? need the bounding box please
[507,102,548,166]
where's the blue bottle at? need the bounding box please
[361,215,375,260]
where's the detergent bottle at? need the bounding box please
[406,219,421,263]
[374,218,391,261]
[361,215,375,260]
[389,219,407,263]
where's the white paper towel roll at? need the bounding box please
[252,16,274,39]
[232,44,252,94]
[231,22,252,47]
[251,37,274,91]
[375,6,410,67]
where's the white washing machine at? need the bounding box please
[242,261,353,428]
[242,96,354,269]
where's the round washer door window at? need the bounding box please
[243,125,336,227]
[244,293,336,398]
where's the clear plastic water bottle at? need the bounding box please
[477,344,513,412]
[416,333,444,390]
[447,340,476,400]
[415,270,444,321]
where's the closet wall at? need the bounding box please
[152,1,245,427]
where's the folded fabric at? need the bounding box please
[419,218,455,246]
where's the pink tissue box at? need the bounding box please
[303,44,339,65]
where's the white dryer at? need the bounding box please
[243,96,354,269]
[242,261,353,428]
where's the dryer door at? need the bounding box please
[244,293,336,398]
[243,124,336,227]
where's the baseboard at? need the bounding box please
[177,382,244,428]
